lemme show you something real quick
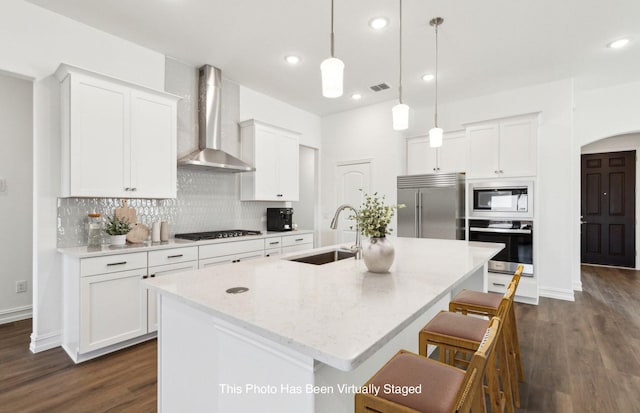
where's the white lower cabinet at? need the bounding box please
[146,246,199,333]
[79,268,147,353]
[281,233,314,254]
[487,273,538,305]
[198,238,265,268]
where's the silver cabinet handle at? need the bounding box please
[492,282,506,287]
[276,194,283,197]
[295,238,304,242]
[107,261,127,266]
[130,188,137,192]
[167,254,183,259]
[124,188,131,191]
[494,170,499,174]
[142,275,148,279]
[269,241,280,245]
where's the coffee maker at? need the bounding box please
[267,208,293,232]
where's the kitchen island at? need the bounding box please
[144,237,502,412]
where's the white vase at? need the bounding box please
[110,234,127,246]
[362,237,395,273]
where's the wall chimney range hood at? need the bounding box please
[178,65,255,172]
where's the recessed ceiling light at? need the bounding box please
[421,74,435,82]
[608,38,630,49]
[369,17,388,30]
[351,93,362,100]
[285,55,300,65]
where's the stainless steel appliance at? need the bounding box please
[397,173,465,240]
[469,180,533,218]
[468,219,533,276]
[175,230,261,241]
[267,208,294,232]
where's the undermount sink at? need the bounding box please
[288,249,356,265]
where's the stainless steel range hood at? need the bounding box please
[178,65,254,172]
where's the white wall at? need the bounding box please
[581,134,640,270]
[0,0,166,352]
[0,72,33,323]
[321,100,405,245]
[239,86,322,149]
[321,80,577,301]
[573,82,640,288]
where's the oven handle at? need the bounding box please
[469,227,532,234]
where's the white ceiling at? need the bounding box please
[27,0,640,116]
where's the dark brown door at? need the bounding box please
[581,151,636,267]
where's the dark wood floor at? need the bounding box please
[1,265,638,412]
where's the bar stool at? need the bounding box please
[448,265,523,407]
[355,317,501,413]
[419,284,516,413]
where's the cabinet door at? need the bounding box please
[467,124,500,178]
[79,269,146,353]
[407,137,437,174]
[253,128,280,200]
[130,90,177,198]
[147,261,198,333]
[69,75,129,197]
[438,131,468,173]
[278,133,300,200]
[499,118,536,177]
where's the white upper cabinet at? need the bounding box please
[56,64,178,198]
[406,130,467,175]
[240,119,300,201]
[466,113,538,179]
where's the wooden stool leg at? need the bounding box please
[504,314,521,408]
[485,350,502,413]
[497,332,515,413]
[509,305,524,383]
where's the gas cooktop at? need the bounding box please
[174,230,262,241]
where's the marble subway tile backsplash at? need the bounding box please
[57,168,283,248]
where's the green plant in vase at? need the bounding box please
[350,190,404,273]
[104,214,131,246]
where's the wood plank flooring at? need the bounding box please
[0,265,638,412]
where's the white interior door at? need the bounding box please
[335,161,371,244]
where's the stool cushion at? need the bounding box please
[368,352,465,413]
[451,289,502,310]
[422,311,489,344]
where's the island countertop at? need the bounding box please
[144,237,502,371]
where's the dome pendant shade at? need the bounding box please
[392,103,410,130]
[429,127,443,147]
[321,57,344,98]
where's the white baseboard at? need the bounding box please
[573,280,583,292]
[539,287,575,302]
[30,330,62,353]
[0,305,32,325]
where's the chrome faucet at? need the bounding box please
[330,204,362,259]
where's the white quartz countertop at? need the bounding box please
[57,230,314,258]
[144,236,502,371]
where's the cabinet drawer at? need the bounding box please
[488,272,537,299]
[148,246,198,267]
[199,251,264,269]
[264,237,282,249]
[282,244,313,254]
[199,239,264,260]
[81,252,147,277]
[282,233,313,247]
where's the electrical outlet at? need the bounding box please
[16,280,27,293]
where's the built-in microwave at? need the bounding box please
[469,180,534,218]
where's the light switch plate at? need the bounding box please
[0,178,6,193]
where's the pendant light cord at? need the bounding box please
[398,0,403,104]
[330,0,335,57]
[434,19,439,127]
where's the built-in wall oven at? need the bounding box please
[469,180,533,218]
[469,219,533,277]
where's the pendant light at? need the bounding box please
[429,17,444,147]
[321,0,344,98]
[392,0,409,130]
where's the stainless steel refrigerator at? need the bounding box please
[397,173,465,240]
